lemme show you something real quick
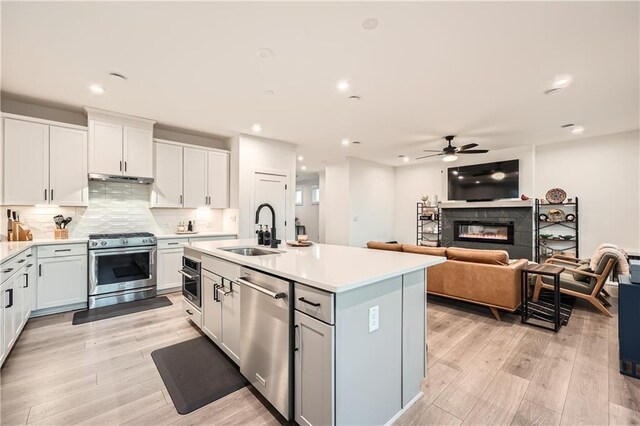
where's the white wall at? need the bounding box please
[318,171,326,243]
[534,131,640,255]
[295,177,320,242]
[393,131,640,254]
[237,134,297,241]
[323,158,395,247]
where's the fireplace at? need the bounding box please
[454,221,515,245]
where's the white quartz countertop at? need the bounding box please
[156,232,237,240]
[187,238,445,293]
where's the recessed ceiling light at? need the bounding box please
[257,48,274,60]
[252,124,262,133]
[108,72,127,81]
[475,181,481,184]
[403,157,410,163]
[452,170,459,175]
[89,84,104,94]
[571,126,585,135]
[297,155,304,161]
[337,80,350,91]
[341,138,350,146]
[491,172,506,180]
[552,74,573,89]
[301,165,307,171]
[442,154,458,162]
[362,18,379,30]
[458,176,464,180]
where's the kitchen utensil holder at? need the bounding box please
[54,229,69,240]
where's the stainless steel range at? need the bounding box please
[88,232,157,309]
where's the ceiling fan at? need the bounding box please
[416,135,489,162]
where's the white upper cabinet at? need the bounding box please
[86,107,155,178]
[4,119,49,205]
[152,141,183,207]
[124,127,153,178]
[183,147,208,208]
[207,150,230,208]
[3,117,88,206]
[49,126,88,206]
[89,120,123,175]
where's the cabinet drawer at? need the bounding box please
[182,298,202,327]
[202,255,242,282]
[294,282,335,325]
[158,238,188,250]
[38,244,86,258]
[2,249,35,283]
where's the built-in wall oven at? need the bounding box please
[88,233,157,309]
[181,256,201,308]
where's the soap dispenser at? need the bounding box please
[263,226,271,246]
[257,225,264,245]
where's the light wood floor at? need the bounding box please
[1,287,638,425]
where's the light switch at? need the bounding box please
[369,305,379,333]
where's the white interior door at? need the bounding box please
[49,126,88,206]
[254,173,288,242]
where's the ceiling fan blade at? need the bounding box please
[415,153,444,160]
[457,149,489,154]
[457,143,478,151]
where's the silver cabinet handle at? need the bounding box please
[124,161,127,172]
[178,269,199,280]
[180,195,183,205]
[120,160,122,171]
[51,189,54,201]
[236,277,285,299]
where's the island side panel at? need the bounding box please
[402,268,426,407]
[335,275,403,425]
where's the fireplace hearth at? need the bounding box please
[454,221,514,245]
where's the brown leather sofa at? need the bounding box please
[367,242,528,320]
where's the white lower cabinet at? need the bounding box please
[200,269,241,364]
[36,251,87,310]
[157,248,184,291]
[294,310,335,426]
[2,277,17,363]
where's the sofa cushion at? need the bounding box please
[572,264,593,283]
[446,247,509,266]
[366,241,403,252]
[402,245,447,257]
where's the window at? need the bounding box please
[311,186,320,204]
[296,188,303,206]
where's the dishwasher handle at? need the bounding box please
[236,277,285,299]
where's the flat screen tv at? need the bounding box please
[447,160,519,201]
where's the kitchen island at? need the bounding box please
[183,238,444,425]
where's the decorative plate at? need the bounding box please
[538,213,548,222]
[286,240,313,247]
[565,213,575,222]
[545,188,567,204]
[548,208,565,222]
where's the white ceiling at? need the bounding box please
[2,2,638,173]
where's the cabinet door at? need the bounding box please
[156,248,183,291]
[0,283,5,364]
[152,142,183,207]
[221,279,241,364]
[89,120,123,175]
[207,151,230,208]
[183,147,208,208]
[26,261,37,315]
[202,272,222,344]
[13,273,24,337]
[49,126,88,206]
[37,255,87,310]
[294,310,335,426]
[3,280,16,356]
[123,126,153,178]
[4,119,49,205]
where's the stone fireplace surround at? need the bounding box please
[440,202,533,260]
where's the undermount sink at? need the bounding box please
[219,246,281,256]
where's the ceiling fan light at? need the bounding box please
[442,154,458,162]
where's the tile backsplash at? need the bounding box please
[2,181,234,239]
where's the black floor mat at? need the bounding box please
[151,337,249,414]
[72,296,173,325]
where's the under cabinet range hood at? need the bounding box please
[88,173,154,185]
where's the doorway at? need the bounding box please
[295,174,320,243]
[254,172,288,242]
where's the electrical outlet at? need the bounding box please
[368,305,379,333]
[162,222,170,228]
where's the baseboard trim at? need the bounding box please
[31,302,87,318]
[384,391,424,425]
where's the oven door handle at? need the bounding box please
[91,247,155,256]
[178,269,199,280]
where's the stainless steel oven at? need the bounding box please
[181,256,201,308]
[88,233,157,309]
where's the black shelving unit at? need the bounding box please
[535,197,579,263]
[416,203,441,247]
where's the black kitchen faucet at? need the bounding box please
[255,203,281,248]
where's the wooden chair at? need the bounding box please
[532,253,617,317]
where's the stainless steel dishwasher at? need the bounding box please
[237,267,292,420]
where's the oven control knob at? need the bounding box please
[142,238,147,243]
[90,241,98,247]
[100,241,107,246]
[122,239,128,245]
